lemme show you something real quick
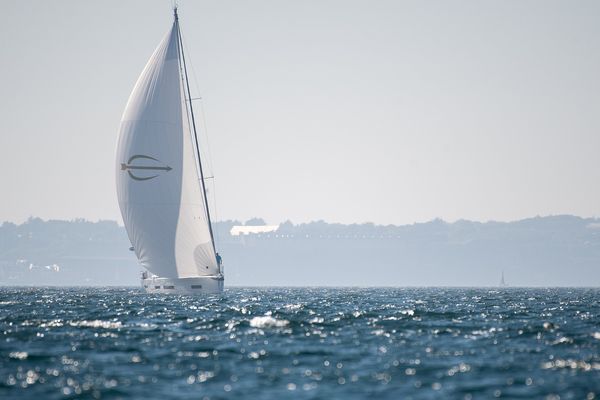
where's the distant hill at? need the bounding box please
[1,216,599,286]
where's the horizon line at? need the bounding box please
[2,213,600,228]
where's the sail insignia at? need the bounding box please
[120,155,173,181]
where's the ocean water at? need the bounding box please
[1,287,599,399]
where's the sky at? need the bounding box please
[1,0,599,226]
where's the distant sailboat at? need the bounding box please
[116,8,223,293]
[500,271,508,287]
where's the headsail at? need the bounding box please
[116,16,218,279]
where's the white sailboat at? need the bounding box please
[116,8,224,293]
[500,271,508,287]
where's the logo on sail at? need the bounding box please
[121,155,172,181]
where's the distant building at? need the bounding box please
[230,225,279,236]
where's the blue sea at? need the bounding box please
[1,287,599,399]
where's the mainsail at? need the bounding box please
[115,14,218,279]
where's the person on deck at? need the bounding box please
[216,252,222,269]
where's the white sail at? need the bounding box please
[116,20,218,279]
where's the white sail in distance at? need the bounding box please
[115,17,218,279]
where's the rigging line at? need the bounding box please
[178,27,221,249]
[175,20,196,181]
[174,12,196,185]
[175,19,207,234]
[176,15,218,257]
[179,28,221,248]
[178,34,216,175]
[209,170,220,248]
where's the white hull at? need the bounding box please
[142,275,224,294]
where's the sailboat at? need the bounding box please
[116,8,224,293]
[500,271,508,287]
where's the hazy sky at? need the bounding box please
[1,0,599,225]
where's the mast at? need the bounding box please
[174,7,218,257]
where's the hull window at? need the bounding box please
[191,285,203,289]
